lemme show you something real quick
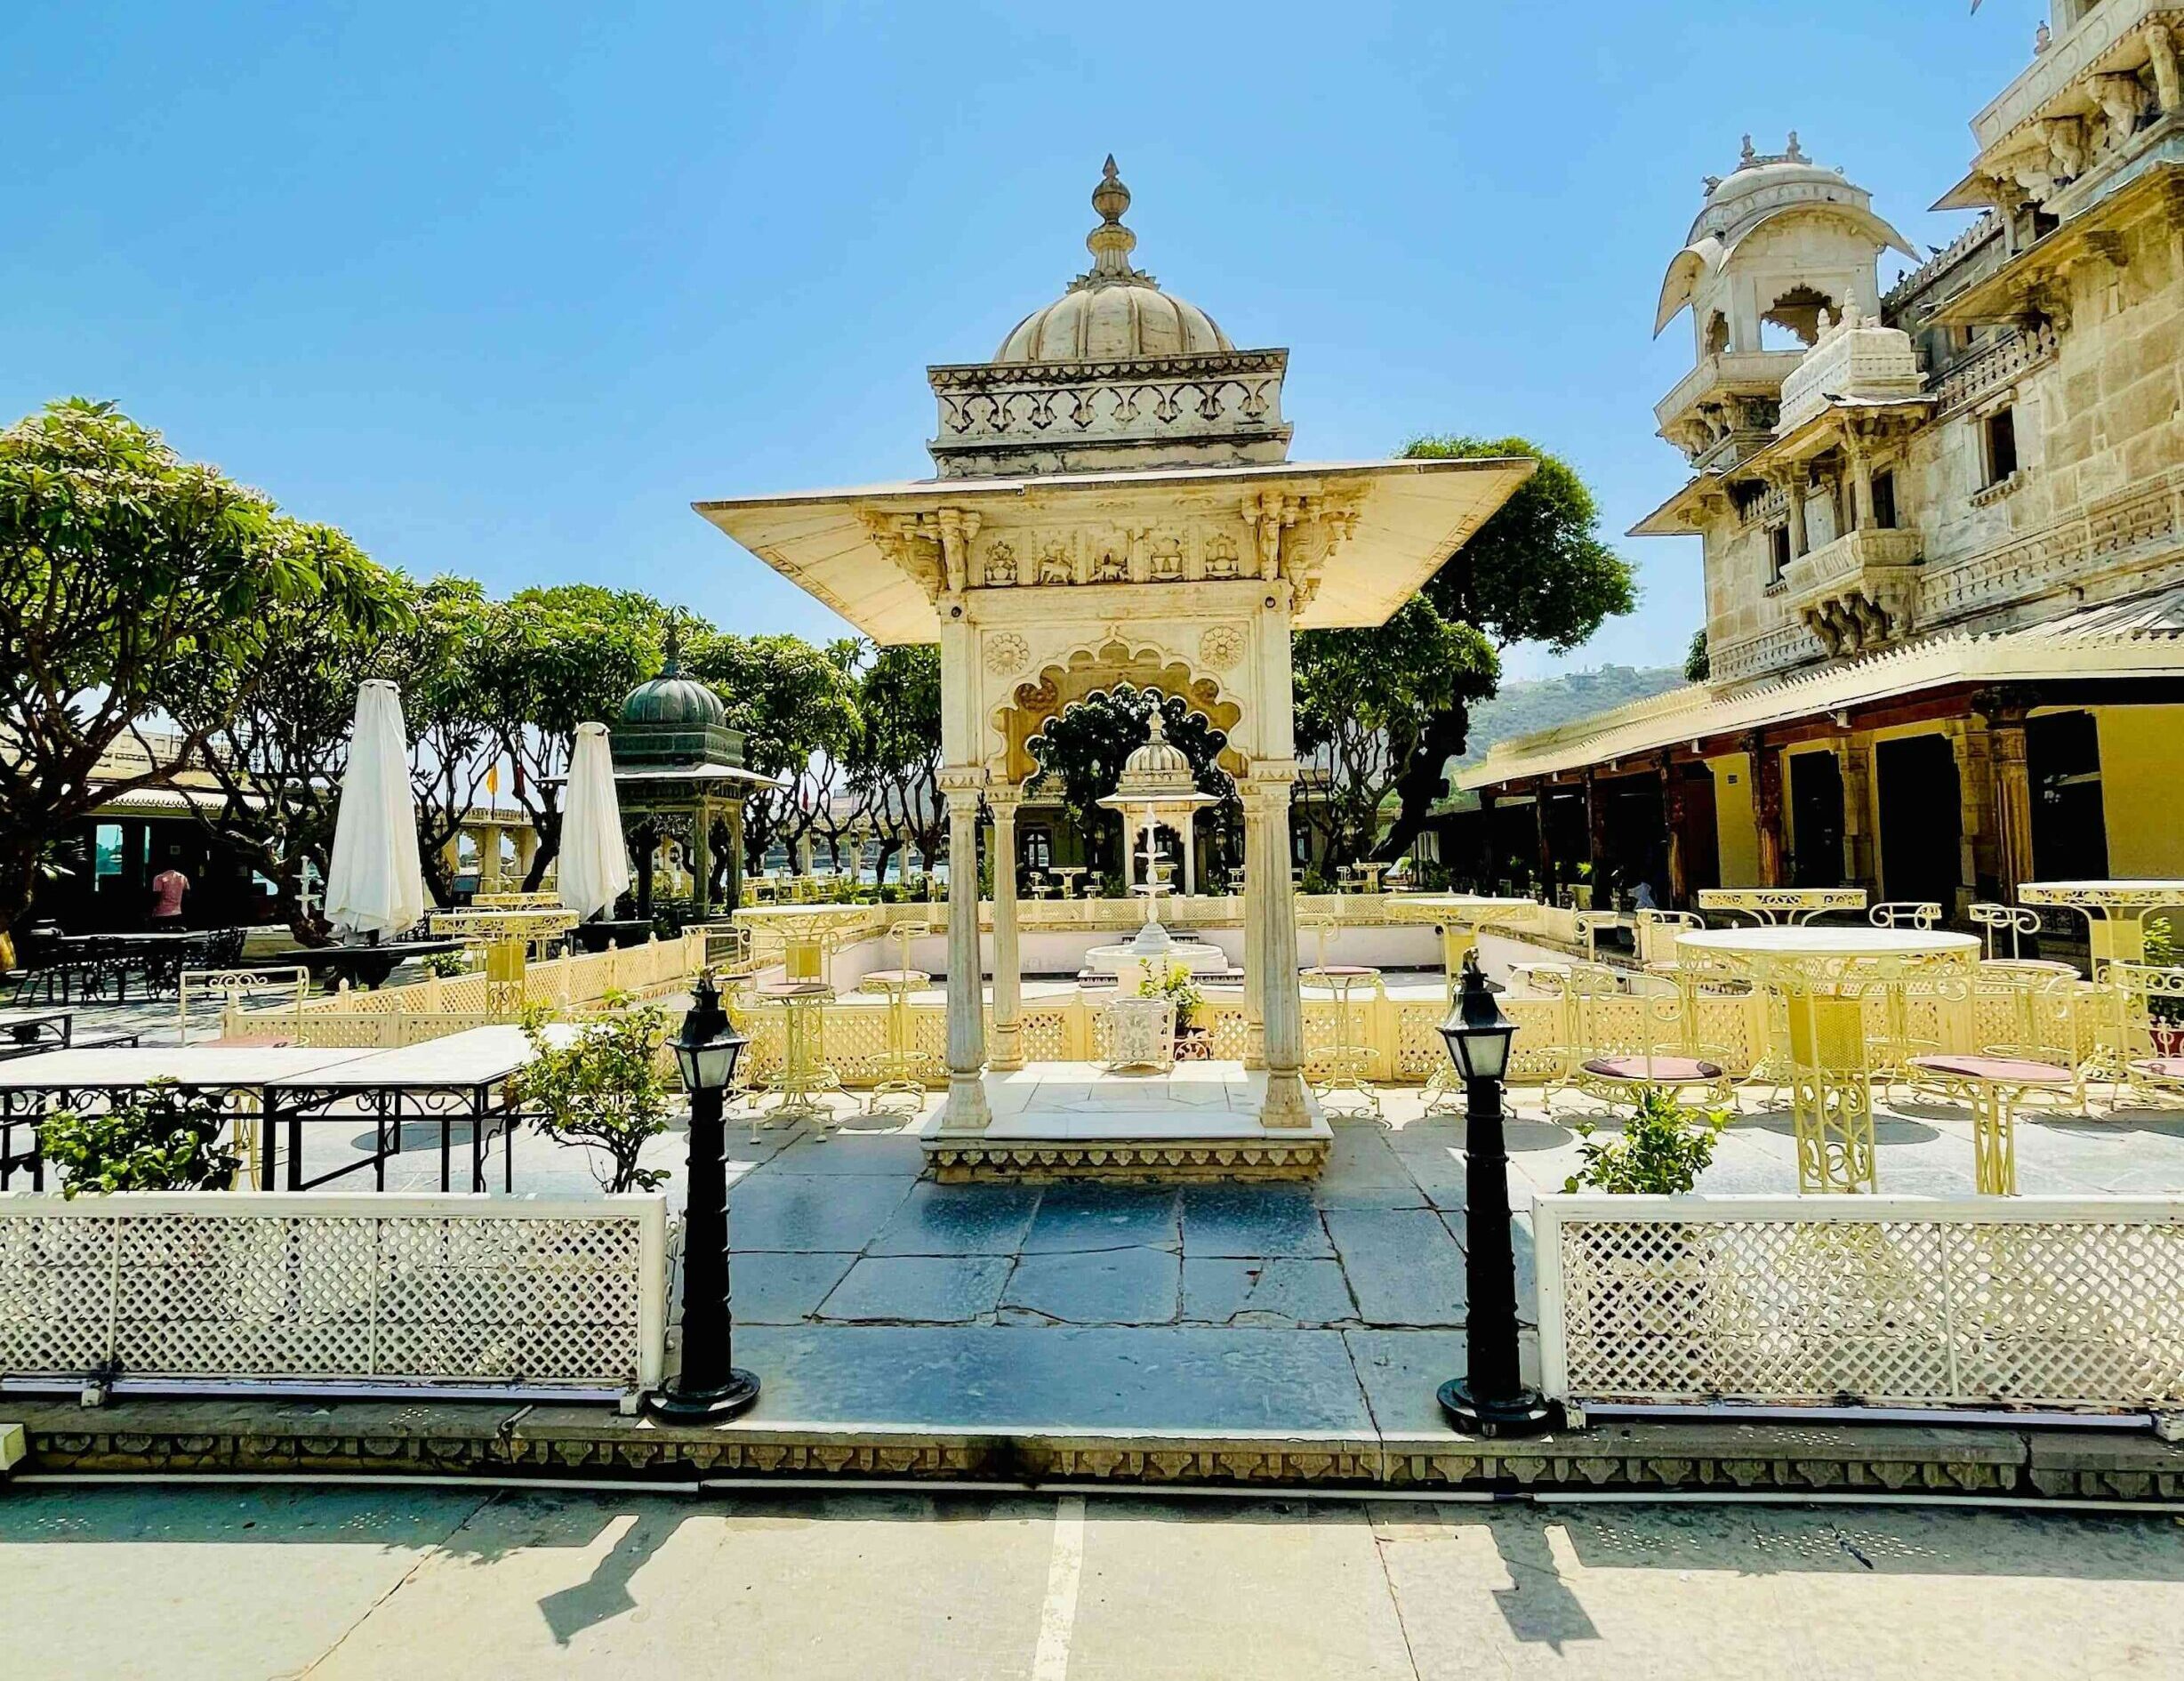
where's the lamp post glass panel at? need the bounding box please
[1436,954,1559,1438]
[649,973,760,1420]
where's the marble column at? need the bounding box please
[480,824,504,892]
[1253,772,1311,1126]
[1241,785,1265,1069]
[989,788,1023,1072]
[939,777,991,1130]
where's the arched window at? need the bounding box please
[1760,285,1835,350]
[1703,311,1731,357]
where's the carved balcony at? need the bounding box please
[1971,0,2171,159]
[1784,528,1924,656]
[1654,351,1804,471]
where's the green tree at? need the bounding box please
[1026,686,1235,879]
[473,584,666,888]
[388,577,502,904]
[1293,599,1497,868]
[0,398,394,945]
[845,643,944,885]
[1356,435,1636,865]
[188,567,416,938]
[686,631,859,875]
[1684,628,1710,683]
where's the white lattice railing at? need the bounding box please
[0,1193,667,1400]
[1537,1195,2184,1418]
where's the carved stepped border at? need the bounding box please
[12,1401,2179,1501]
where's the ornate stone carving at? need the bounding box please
[982,540,1017,585]
[1148,533,1184,581]
[1198,625,1245,671]
[984,631,1030,676]
[1036,540,1073,584]
[1203,535,1240,578]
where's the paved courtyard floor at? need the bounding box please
[32,977,2184,1439]
[1,1483,2176,1680]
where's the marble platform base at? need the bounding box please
[921,1061,1332,1182]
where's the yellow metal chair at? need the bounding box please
[1969,901,2043,960]
[1869,902,1942,931]
[1538,961,1732,1113]
[2107,961,2184,1108]
[1909,969,2082,1194]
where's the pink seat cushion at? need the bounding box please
[1582,1055,1722,1082]
[2130,1058,2184,1080]
[1910,1054,2072,1084]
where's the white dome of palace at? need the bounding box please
[991,157,1234,364]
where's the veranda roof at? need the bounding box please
[1459,583,2184,790]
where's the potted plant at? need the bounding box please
[513,997,675,1194]
[1562,1086,1728,1195]
[421,947,469,978]
[1138,960,1209,1059]
[2145,918,2184,1056]
[37,1080,243,1197]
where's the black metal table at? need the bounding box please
[271,938,470,991]
[260,1026,548,1194]
[0,1007,73,1060]
[0,1045,373,1190]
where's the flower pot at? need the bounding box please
[1174,1025,1213,1062]
[2151,1024,2184,1058]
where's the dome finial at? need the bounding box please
[1086,154,1138,279]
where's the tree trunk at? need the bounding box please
[1377,704,1472,864]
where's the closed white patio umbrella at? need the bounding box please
[322,679,428,938]
[558,720,631,921]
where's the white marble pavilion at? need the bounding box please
[698,159,1530,1177]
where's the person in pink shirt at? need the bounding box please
[148,849,191,928]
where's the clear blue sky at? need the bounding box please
[4,1,2045,680]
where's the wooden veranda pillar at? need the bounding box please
[1660,755,1690,907]
[1747,734,1786,889]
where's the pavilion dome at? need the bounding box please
[992,157,1234,365]
[620,656,727,729]
[1111,712,1201,800]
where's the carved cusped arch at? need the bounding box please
[992,634,1245,784]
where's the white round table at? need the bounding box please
[1677,926,1980,1193]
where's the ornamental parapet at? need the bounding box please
[1787,528,1925,656]
[926,349,1292,477]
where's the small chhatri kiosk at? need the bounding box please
[607,637,776,922]
[698,159,1530,1178]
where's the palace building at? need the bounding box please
[1462,1,2184,916]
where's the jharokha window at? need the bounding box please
[1768,524,1793,584]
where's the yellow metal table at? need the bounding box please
[732,905,882,985]
[752,979,848,1130]
[427,907,580,1012]
[857,968,933,1114]
[1677,926,1979,1194]
[2018,880,2184,968]
[1695,888,1869,927]
[1301,964,1383,1116]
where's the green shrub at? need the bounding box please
[1562,1087,1727,1196]
[37,1080,241,1197]
[421,948,468,978]
[1136,959,1205,1032]
[514,996,675,1194]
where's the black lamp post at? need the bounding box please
[647,972,760,1420]
[1436,953,1559,1438]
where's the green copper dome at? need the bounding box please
[620,658,727,729]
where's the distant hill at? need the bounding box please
[1452,664,1686,769]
